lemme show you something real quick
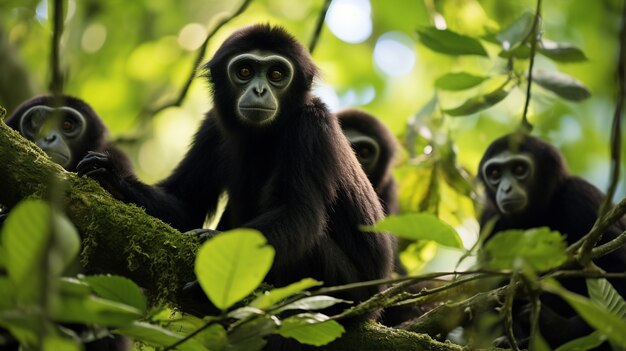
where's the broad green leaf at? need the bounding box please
[434,72,489,91]
[0,277,11,309]
[2,200,49,283]
[554,331,606,351]
[443,86,510,116]
[2,200,51,302]
[2,199,80,301]
[544,279,626,347]
[51,294,141,326]
[539,39,588,63]
[43,336,81,351]
[116,321,210,351]
[533,69,591,101]
[59,277,93,297]
[497,44,531,59]
[275,296,350,314]
[250,278,322,309]
[397,166,440,213]
[496,12,535,51]
[83,275,147,314]
[439,140,474,197]
[400,241,437,275]
[276,313,345,346]
[228,316,278,351]
[479,228,568,272]
[196,229,275,310]
[417,27,488,56]
[587,279,626,319]
[49,209,81,277]
[0,310,40,346]
[228,306,265,320]
[362,213,463,249]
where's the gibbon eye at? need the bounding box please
[62,120,74,132]
[512,163,529,178]
[237,66,253,79]
[269,70,284,82]
[488,168,502,181]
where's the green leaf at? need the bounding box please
[533,69,591,101]
[83,275,147,314]
[275,296,351,314]
[59,277,92,296]
[49,209,81,277]
[115,321,210,351]
[587,279,626,319]
[51,294,141,327]
[195,229,275,310]
[544,279,626,348]
[276,313,345,346]
[439,140,475,197]
[228,306,265,320]
[43,336,81,351]
[434,72,489,91]
[0,106,6,119]
[417,27,488,56]
[2,200,51,302]
[250,278,322,309]
[228,316,278,351]
[479,228,568,272]
[0,277,11,309]
[497,44,531,59]
[554,331,606,351]
[539,39,588,63]
[443,86,510,116]
[496,12,535,51]
[362,213,462,249]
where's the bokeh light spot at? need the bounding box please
[373,32,416,77]
[81,23,107,53]
[178,23,207,51]
[325,0,372,44]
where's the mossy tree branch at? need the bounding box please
[0,120,481,351]
[0,120,200,306]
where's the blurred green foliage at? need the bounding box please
[1,0,624,270]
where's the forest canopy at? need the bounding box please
[1,0,626,350]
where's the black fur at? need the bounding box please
[479,133,626,348]
[337,109,398,215]
[6,95,133,174]
[79,24,394,317]
[2,95,133,351]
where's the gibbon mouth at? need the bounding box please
[240,107,276,111]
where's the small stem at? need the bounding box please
[308,0,332,53]
[580,2,626,265]
[49,0,64,95]
[520,0,543,131]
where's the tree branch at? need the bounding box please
[49,0,64,95]
[520,0,543,131]
[145,0,253,118]
[0,121,200,306]
[580,1,626,265]
[308,0,332,53]
[0,120,476,351]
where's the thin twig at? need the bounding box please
[520,0,543,131]
[599,2,626,218]
[308,0,332,53]
[146,0,253,118]
[569,193,626,254]
[49,0,64,95]
[580,2,626,265]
